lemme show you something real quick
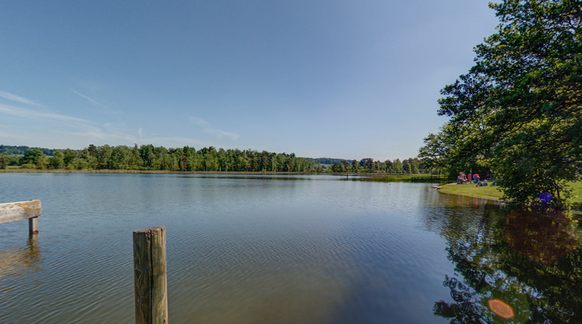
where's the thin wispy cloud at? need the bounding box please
[0,104,99,147]
[53,126,137,142]
[189,117,240,140]
[71,90,107,108]
[0,104,92,124]
[1,102,120,138]
[0,91,42,107]
[50,130,206,149]
[0,103,206,149]
[0,129,26,141]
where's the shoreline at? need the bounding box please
[0,169,319,175]
[0,168,377,176]
[0,169,439,180]
[438,183,582,211]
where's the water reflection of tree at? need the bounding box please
[431,205,582,323]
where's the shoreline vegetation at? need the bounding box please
[417,1,581,210]
[0,167,441,180]
[5,165,582,210]
[365,174,447,183]
[437,183,504,201]
[0,167,445,180]
[438,182,582,211]
[0,144,427,174]
[0,168,317,175]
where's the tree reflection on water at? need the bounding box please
[431,203,582,323]
[505,209,577,264]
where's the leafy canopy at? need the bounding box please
[421,0,582,209]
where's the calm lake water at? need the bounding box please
[0,173,580,323]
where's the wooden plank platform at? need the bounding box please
[0,200,42,233]
[0,200,42,225]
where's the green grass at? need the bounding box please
[568,181,582,209]
[367,174,447,183]
[438,183,504,201]
[439,181,582,209]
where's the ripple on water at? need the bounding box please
[2,174,457,323]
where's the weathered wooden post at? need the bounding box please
[133,226,168,324]
[29,216,39,234]
[0,200,41,234]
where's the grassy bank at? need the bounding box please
[366,174,447,183]
[438,182,582,209]
[438,183,504,201]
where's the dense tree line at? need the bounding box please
[310,158,349,165]
[419,0,581,209]
[14,145,315,172]
[327,157,425,174]
[0,144,427,174]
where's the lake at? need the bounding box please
[0,173,580,323]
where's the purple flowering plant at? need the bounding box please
[538,192,552,204]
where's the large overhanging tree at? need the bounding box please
[421,0,582,209]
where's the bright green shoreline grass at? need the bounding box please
[438,183,504,201]
[438,181,582,209]
[366,174,447,182]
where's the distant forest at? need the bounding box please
[0,145,56,156]
[0,144,427,173]
[310,158,349,165]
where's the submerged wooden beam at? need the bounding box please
[133,226,168,324]
[0,200,41,234]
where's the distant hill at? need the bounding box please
[0,145,55,156]
[309,158,352,165]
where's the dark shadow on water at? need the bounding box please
[505,209,577,264]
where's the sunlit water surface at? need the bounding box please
[0,173,580,323]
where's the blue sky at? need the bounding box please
[0,1,498,160]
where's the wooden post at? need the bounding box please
[133,226,168,324]
[0,200,41,234]
[29,217,39,234]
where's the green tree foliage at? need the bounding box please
[63,149,78,169]
[392,158,404,174]
[0,145,55,156]
[32,144,319,173]
[21,149,46,168]
[419,130,452,174]
[48,151,65,169]
[6,143,425,175]
[383,160,393,173]
[0,153,7,169]
[420,0,582,209]
[359,158,373,171]
[310,158,347,165]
